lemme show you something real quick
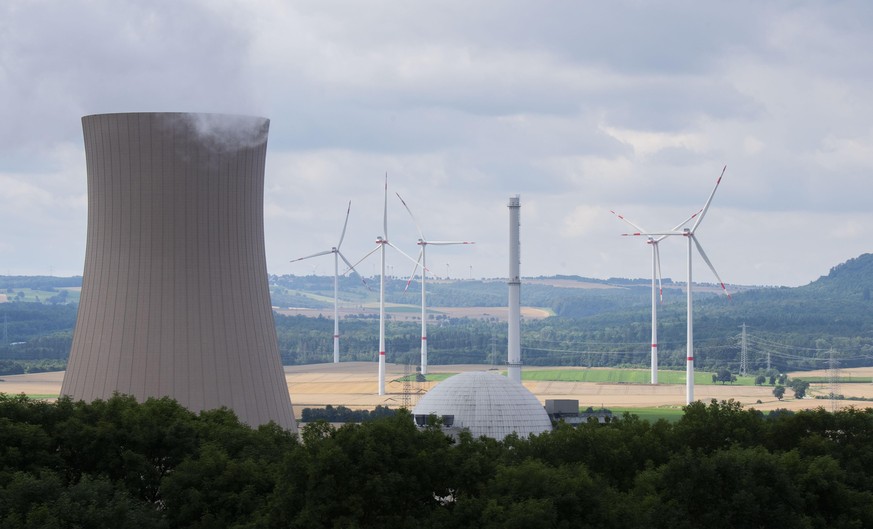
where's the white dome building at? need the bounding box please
[412,371,552,440]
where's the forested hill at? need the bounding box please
[804,253,873,299]
[271,254,873,371]
[2,254,872,372]
[692,252,873,346]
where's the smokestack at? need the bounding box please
[507,195,522,383]
[62,113,296,432]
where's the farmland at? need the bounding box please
[5,363,873,417]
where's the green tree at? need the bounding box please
[773,386,786,400]
[630,447,811,529]
[673,400,764,454]
[789,379,810,399]
[715,368,733,384]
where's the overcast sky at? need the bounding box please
[2,1,871,287]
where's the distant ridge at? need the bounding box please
[803,253,873,296]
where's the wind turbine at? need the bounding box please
[396,192,474,377]
[624,166,730,404]
[290,201,365,364]
[347,175,419,395]
[611,209,701,385]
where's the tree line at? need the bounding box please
[2,394,873,528]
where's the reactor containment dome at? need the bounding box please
[412,371,552,439]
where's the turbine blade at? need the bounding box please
[290,249,333,262]
[610,210,647,234]
[426,240,475,245]
[690,165,727,233]
[404,249,424,292]
[346,245,381,274]
[396,192,425,240]
[654,210,702,242]
[386,241,421,267]
[653,241,664,303]
[338,250,371,290]
[337,200,352,249]
[691,234,731,299]
[383,173,388,239]
[670,208,704,232]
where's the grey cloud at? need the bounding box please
[0,0,255,153]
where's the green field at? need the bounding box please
[1,394,59,400]
[795,376,873,384]
[400,368,765,387]
[521,368,758,386]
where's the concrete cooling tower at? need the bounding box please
[62,112,296,432]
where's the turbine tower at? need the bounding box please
[396,192,474,376]
[612,210,701,384]
[507,195,522,384]
[290,201,365,364]
[629,166,730,404]
[681,166,731,404]
[348,175,418,395]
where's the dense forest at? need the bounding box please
[2,253,873,374]
[2,393,873,528]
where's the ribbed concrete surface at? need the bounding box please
[62,113,296,432]
[413,371,552,439]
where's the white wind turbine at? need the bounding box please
[611,209,701,385]
[290,201,366,364]
[396,192,474,377]
[347,175,419,396]
[625,166,730,405]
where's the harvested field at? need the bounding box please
[3,363,872,416]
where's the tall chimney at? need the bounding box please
[507,195,522,383]
[62,113,296,431]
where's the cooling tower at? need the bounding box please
[62,112,296,432]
